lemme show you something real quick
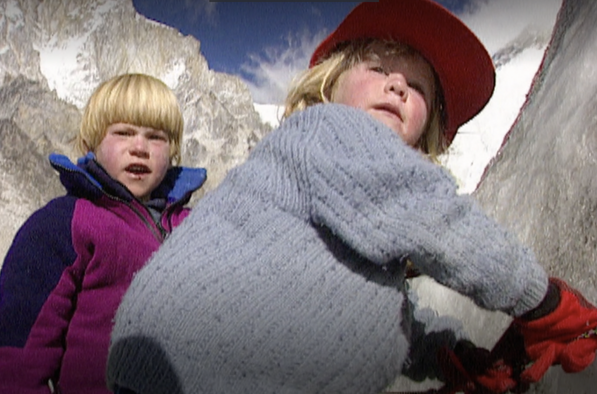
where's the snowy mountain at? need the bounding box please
[0,0,560,262]
[442,26,553,193]
[0,0,270,260]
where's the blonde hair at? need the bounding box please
[284,40,448,159]
[76,73,184,164]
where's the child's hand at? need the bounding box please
[514,277,597,383]
[437,339,519,393]
[483,325,531,393]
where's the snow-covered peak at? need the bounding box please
[492,26,552,69]
[253,103,284,129]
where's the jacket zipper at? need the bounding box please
[51,163,165,243]
[128,200,164,242]
[159,195,191,239]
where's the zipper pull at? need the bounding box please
[48,379,62,394]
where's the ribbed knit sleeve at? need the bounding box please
[281,104,547,316]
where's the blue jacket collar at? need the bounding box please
[49,153,207,204]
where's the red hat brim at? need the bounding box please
[309,0,495,144]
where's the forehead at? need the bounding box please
[368,42,435,80]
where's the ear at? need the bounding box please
[82,138,98,156]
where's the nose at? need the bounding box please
[385,73,408,101]
[130,134,149,158]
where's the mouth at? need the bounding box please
[374,103,403,121]
[125,164,151,175]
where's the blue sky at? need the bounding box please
[131,2,360,75]
[131,1,470,102]
[130,0,560,104]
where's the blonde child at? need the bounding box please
[0,73,206,394]
[107,2,597,394]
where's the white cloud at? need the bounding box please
[240,29,328,105]
[310,5,323,19]
[241,0,562,107]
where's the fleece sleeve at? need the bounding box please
[284,104,547,317]
[0,196,78,391]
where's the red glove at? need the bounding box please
[437,340,517,394]
[514,277,597,383]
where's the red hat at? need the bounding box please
[310,0,495,144]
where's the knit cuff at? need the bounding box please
[510,267,549,317]
[519,281,560,321]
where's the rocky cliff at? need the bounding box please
[0,0,270,260]
[475,0,597,390]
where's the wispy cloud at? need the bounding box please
[436,0,483,14]
[183,0,219,26]
[240,29,328,105]
[241,0,562,105]
[310,5,323,19]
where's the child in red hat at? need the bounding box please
[107,1,597,394]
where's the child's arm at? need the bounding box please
[0,197,79,390]
[288,104,597,385]
[283,103,547,317]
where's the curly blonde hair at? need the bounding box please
[76,73,184,164]
[284,39,448,159]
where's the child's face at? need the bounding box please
[331,43,436,147]
[94,123,171,202]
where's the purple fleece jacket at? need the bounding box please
[0,153,206,394]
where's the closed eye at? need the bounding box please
[369,66,389,76]
[149,132,169,142]
[408,82,427,98]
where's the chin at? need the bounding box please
[386,125,404,138]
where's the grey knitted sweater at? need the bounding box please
[107,104,548,394]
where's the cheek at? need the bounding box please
[402,97,431,146]
[332,74,363,108]
[413,97,431,130]
[94,145,118,171]
[153,144,172,170]
[334,89,366,110]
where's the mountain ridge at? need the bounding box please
[0,0,271,260]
